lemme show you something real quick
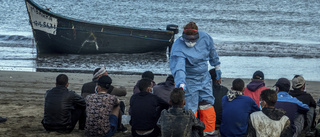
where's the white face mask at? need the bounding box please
[185,42,196,48]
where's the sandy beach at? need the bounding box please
[0,70,319,137]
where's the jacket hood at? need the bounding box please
[165,81,175,87]
[154,81,174,91]
[247,80,265,91]
[262,107,286,120]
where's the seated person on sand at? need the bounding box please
[130,78,169,137]
[153,75,175,103]
[289,75,316,136]
[42,74,86,133]
[85,75,122,137]
[220,78,260,137]
[81,67,127,132]
[209,68,228,129]
[81,66,127,98]
[274,78,309,137]
[244,70,268,108]
[157,88,205,137]
[133,71,156,94]
[247,89,292,137]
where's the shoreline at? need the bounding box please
[0,70,319,136]
[1,70,319,99]
[35,68,171,76]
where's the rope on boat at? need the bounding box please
[56,27,172,42]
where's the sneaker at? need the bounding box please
[204,130,219,137]
[0,117,7,123]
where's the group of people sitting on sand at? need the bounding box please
[40,66,319,137]
[34,21,319,137]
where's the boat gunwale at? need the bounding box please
[25,0,174,35]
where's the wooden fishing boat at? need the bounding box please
[25,0,178,54]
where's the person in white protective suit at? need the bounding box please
[169,22,221,137]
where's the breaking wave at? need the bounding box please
[0,34,33,45]
[215,41,320,58]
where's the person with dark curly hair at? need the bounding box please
[248,89,292,137]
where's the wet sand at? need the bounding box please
[0,71,319,137]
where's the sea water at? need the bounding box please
[0,0,319,81]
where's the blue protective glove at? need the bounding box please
[215,65,222,80]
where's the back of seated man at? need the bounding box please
[244,70,268,107]
[274,78,309,137]
[81,67,127,132]
[209,68,228,127]
[220,78,260,137]
[289,75,316,135]
[85,75,121,137]
[42,74,86,133]
[247,89,292,137]
[157,88,205,137]
[153,75,175,103]
[81,66,127,98]
[130,78,169,137]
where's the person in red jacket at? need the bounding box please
[244,70,268,108]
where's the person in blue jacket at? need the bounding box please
[169,22,221,136]
[274,78,309,137]
[220,78,260,137]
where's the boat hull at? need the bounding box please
[25,0,175,54]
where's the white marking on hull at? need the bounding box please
[26,2,58,35]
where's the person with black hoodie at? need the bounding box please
[42,74,86,133]
[130,78,169,137]
[209,68,228,127]
[289,75,316,136]
[248,89,292,137]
